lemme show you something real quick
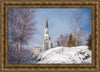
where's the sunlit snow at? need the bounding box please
[36,46,92,64]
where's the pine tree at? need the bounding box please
[72,38,76,46]
[86,35,92,50]
[57,40,60,46]
[68,34,73,47]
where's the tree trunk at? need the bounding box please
[20,41,22,52]
[15,9,19,50]
[16,42,19,51]
[75,25,78,46]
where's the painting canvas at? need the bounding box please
[8,8,92,64]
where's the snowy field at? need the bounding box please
[36,46,92,64]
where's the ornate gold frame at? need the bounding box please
[0,0,100,72]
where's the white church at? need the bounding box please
[32,16,52,57]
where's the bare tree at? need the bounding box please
[56,34,69,47]
[9,9,20,50]
[9,8,37,51]
[18,9,36,51]
[8,42,32,64]
[72,28,87,46]
[71,9,81,46]
[77,28,86,45]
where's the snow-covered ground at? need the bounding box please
[36,46,92,64]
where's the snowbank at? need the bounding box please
[37,46,92,64]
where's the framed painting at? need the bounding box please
[0,0,100,72]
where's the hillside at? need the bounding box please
[36,46,92,64]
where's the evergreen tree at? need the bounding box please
[86,35,92,50]
[72,38,76,46]
[68,34,73,47]
[57,40,60,46]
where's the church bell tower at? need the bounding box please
[41,16,51,52]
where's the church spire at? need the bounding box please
[41,16,51,52]
[46,16,48,28]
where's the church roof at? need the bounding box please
[45,16,48,28]
[46,21,48,28]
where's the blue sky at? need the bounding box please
[29,8,92,48]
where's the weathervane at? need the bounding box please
[46,16,48,19]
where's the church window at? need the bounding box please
[46,31,48,34]
[46,39,48,41]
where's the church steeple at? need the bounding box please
[41,16,51,52]
[44,16,49,37]
[46,16,48,28]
